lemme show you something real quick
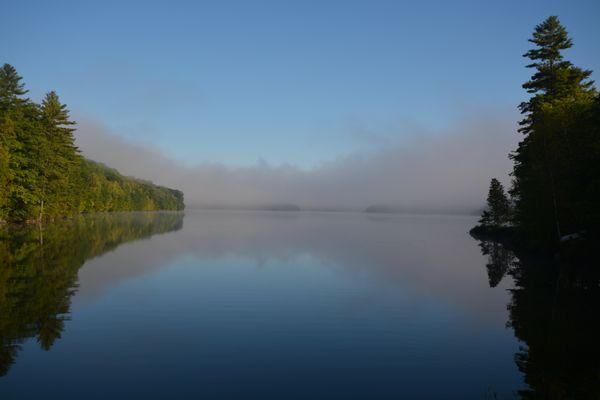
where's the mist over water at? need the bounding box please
[75,112,517,212]
[0,211,523,398]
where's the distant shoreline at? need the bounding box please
[183,206,480,217]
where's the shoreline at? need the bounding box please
[469,224,598,266]
[0,209,185,227]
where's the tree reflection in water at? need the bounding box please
[477,239,600,399]
[478,240,516,288]
[0,212,183,376]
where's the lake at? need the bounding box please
[0,211,597,399]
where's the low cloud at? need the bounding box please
[74,112,518,213]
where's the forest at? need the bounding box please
[0,66,184,223]
[475,16,600,249]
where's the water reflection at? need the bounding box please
[0,212,184,376]
[478,240,516,288]
[75,211,504,317]
[6,210,596,398]
[2,211,515,398]
[475,238,600,399]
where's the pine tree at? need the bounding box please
[0,65,27,219]
[479,178,510,228]
[37,91,79,219]
[0,64,28,108]
[1,64,184,222]
[511,16,596,244]
[520,17,592,108]
[0,64,38,221]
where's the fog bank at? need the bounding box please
[74,114,517,213]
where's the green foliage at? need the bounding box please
[0,212,184,375]
[509,16,599,246]
[0,64,28,107]
[479,178,511,228]
[0,64,184,222]
[74,160,185,213]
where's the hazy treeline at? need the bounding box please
[0,212,184,376]
[478,16,600,248]
[0,65,184,223]
[77,113,516,214]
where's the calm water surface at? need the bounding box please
[0,211,597,399]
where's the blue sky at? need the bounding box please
[3,0,599,167]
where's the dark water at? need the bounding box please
[0,211,598,399]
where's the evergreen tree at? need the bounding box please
[510,16,596,245]
[479,178,510,228]
[37,91,79,219]
[0,64,28,108]
[0,64,40,221]
[520,16,593,112]
[0,64,28,219]
[0,64,184,222]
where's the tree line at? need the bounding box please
[0,65,184,223]
[477,16,600,249]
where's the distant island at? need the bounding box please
[0,65,184,224]
[192,203,301,212]
[364,204,480,216]
[261,204,301,211]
